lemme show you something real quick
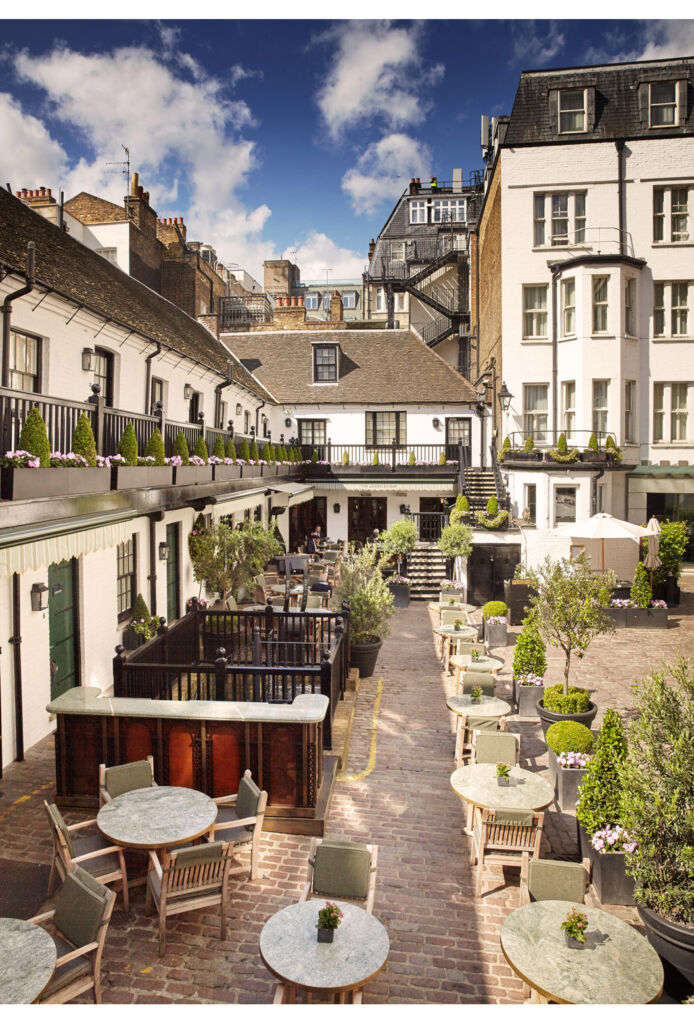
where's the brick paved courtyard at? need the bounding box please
[0,579,692,1003]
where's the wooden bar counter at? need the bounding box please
[47,688,335,836]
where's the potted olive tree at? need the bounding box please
[512,612,547,717]
[619,659,694,983]
[333,543,394,678]
[545,721,593,812]
[380,519,417,608]
[437,522,473,594]
[576,710,633,905]
[189,519,282,606]
[530,554,613,733]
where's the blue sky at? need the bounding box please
[1,16,693,281]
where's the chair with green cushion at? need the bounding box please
[322,550,339,564]
[305,593,324,609]
[146,840,235,955]
[459,670,495,697]
[473,730,519,766]
[98,754,156,806]
[44,800,130,912]
[29,865,116,1003]
[453,641,486,658]
[455,716,500,769]
[520,855,591,906]
[471,808,545,898]
[209,769,267,880]
[300,837,378,914]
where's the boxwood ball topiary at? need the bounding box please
[482,600,508,620]
[546,721,594,755]
[144,427,166,466]
[117,422,139,465]
[542,683,591,714]
[72,412,97,466]
[18,406,51,467]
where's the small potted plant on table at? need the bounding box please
[470,686,483,705]
[561,906,588,949]
[316,901,343,943]
[496,762,511,787]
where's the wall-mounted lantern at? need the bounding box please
[183,384,193,400]
[284,417,292,427]
[30,582,49,611]
[498,382,514,412]
[158,541,170,561]
[432,417,441,428]
[81,348,96,371]
[333,503,341,514]
[236,403,243,416]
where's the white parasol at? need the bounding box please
[642,516,662,584]
[555,513,658,572]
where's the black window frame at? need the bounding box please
[8,328,41,393]
[313,344,338,382]
[365,411,407,447]
[150,376,164,414]
[188,390,201,424]
[93,347,114,406]
[298,419,327,445]
[116,534,137,622]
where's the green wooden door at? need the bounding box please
[166,523,180,622]
[48,559,80,700]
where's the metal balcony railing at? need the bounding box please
[536,226,634,258]
[505,430,617,449]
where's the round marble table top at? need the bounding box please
[448,654,502,674]
[500,900,664,1004]
[433,624,478,640]
[450,763,554,811]
[447,695,511,718]
[431,599,475,611]
[259,900,389,994]
[0,918,57,1004]
[97,786,218,850]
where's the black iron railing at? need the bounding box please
[504,430,617,449]
[406,511,449,542]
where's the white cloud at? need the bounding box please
[341,132,432,215]
[0,91,70,189]
[290,230,364,280]
[229,63,264,88]
[314,21,443,140]
[510,20,565,67]
[584,19,694,65]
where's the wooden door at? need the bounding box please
[166,523,180,622]
[48,558,80,699]
[347,497,387,544]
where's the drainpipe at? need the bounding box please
[615,139,625,256]
[9,573,24,761]
[1,242,35,388]
[144,341,161,413]
[550,265,561,437]
[254,399,266,437]
[148,516,158,616]
[214,360,235,429]
[474,227,480,379]
[591,466,606,516]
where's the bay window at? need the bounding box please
[592,277,609,333]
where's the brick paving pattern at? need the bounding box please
[0,579,692,1003]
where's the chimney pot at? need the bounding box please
[46,188,51,197]
[298,297,304,307]
[130,171,139,195]
[16,191,21,198]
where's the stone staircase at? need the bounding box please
[464,468,498,512]
[407,542,448,601]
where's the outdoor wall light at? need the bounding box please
[184,384,193,400]
[333,503,341,514]
[81,348,96,371]
[236,403,243,416]
[30,582,49,611]
[399,504,411,515]
[498,382,514,412]
[284,417,292,427]
[432,417,441,428]
[158,542,170,561]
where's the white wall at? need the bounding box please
[284,403,479,452]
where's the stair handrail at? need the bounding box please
[489,441,511,513]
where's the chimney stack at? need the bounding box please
[329,290,344,324]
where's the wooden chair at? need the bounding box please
[455,715,503,769]
[458,669,495,697]
[98,755,156,806]
[44,801,130,912]
[466,732,520,830]
[29,866,116,1004]
[208,769,267,879]
[519,855,591,906]
[471,808,544,897]
[145,840,235,955]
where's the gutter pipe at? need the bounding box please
[1,242,35,387]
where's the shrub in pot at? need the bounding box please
[381,519,417,607]
[618,659,694,980]
[546,721,594,810]
[18,406,51,466]
[123,592,153,650]
[72,412,98,466]
[576,709,633,905]
[173,430,190,465]
[117,422,139,465]
[438,522,473,590]
[482,600,508,648]
[333,543,394,678]
[512,612,546,715]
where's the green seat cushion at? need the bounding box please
[528,858,586,903]
[492,809,534,826]
[312,840,371,901]
[53,866,110,949]
[46,803,75,859]
[40,935,90,998]
[475,732,518,765]
[170,840,225,869]
[462,673,495,696]
[73,832,121,877]
[104,759,153,799]
[467,717,499,732]
[236,775,261,824]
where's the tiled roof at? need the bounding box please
[64,192,127,223]
[0,188,273,402]
[221,328,477,404]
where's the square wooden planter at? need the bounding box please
[110,466,173,490]
[211,464,242,483]
[172,465,214,485]
[0,466,110,500]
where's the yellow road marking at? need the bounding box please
[13,795,30,804]
[337,678,383,782]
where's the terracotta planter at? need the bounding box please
[537,699,598,737]
[349,638,383,679]
[172,465,214,485]
[110,465,173,490]
[638,905,694,985]
[0,466,110,500]
[514,680,545,718]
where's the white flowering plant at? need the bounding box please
[517,672,544,687]
[558,751,593,769]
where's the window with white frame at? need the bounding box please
[562,381,576,436]
[341,291,356,309]
[653,185,690,242]
[624,380,636,442]
[624,278,636,336]
[390,242,405,261]
[96,247,118,264]
[533,194,545,246]
[671,383,689,440]
[9,329,40,392]
[244,410,250,434]
[524,484,537,524]
[654,282,690,336]
[409,200,427,224]
[375,288,386,313]
[305,293,319,310]
[593,380,609,434]
[558,88,586,133]
[592,276,609,333]
[653,383,665,442]
[394,292,406,312]
[562,278,576,335]
[533,192,586,247]
[523,285,548,338]
[649,82,678,127]
[323,292,331,311]
[523,384,548,442]
[432,199,467,223]
[554,486,577,525]
[653,382,690,442]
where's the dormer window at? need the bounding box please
[558,89,586,133]
[650,82,677,127]
[313,344,338,382]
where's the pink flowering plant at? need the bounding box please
[517,672,544,687]
[610,597,637,608]
[316,901,343,931]
[486,615,508,626]
[49,451,89,467]
[131,616,161,641]
[558,751,593,769]
[0,449,41,468]
[441,580,465,591]
[98,454,125,468]
[591,824,638,855]
[650,599,667,609]
[165,455,182,467]
[561,906,588,944]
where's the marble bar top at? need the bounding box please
[447,695,511,718]
[500,900,664,1004]
[450,762,555,811]
[260,900,389,993]
[47,687,329,724]
[0,918,57,1004]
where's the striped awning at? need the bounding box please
[313,481,456,494]
[0,511,136,576]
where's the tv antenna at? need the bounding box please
[106,145,131,187]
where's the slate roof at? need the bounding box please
[64,193,127,222]
[0,188,273,402]
[221,328,477,404]
[504,57,694,146]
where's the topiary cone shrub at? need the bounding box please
[557,432,568,454]
[131,592,151,623]
[213,435,226,459]
[438,452,446,465]
[342,450,350,466]
[173,430,190,465]
[588,432,599,451]
[72,412,97,466]
[144,427,166,466]
[408,450,416,465]
[117,422,138,466]
[576,709,628,836]
[18,406,50,466]
[193,436,209,464]
[630,562,652,609]
[238,438,250,462]
[250,440,260,463]
[372,451,379,466]
[524,435,535,453]
[486,496,498,516]
[512,613,547,678]
[262,442,272,463]
[225,438,237,461]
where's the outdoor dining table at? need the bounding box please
[259,899,389,1003]
[432,623,478,670]
[428,601,476,616]
[447,694,512,767]
[500,900,664,1004]
[97,786,218,866]
[0,917,57,1003]
[450,763,554,833]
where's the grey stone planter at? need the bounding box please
[1,466,110,500]
[578,823,635,906]
[110,465,173,490]
[172,465,214,485]
[388,582,411,608]
[485,621,508,648]
[349,638,383,679]
[211,463,242,482]
[537,699,598,737]
[625,607,669,629]
[604,607,627,628]
[514,680,545,718]
[547,750,589,811]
